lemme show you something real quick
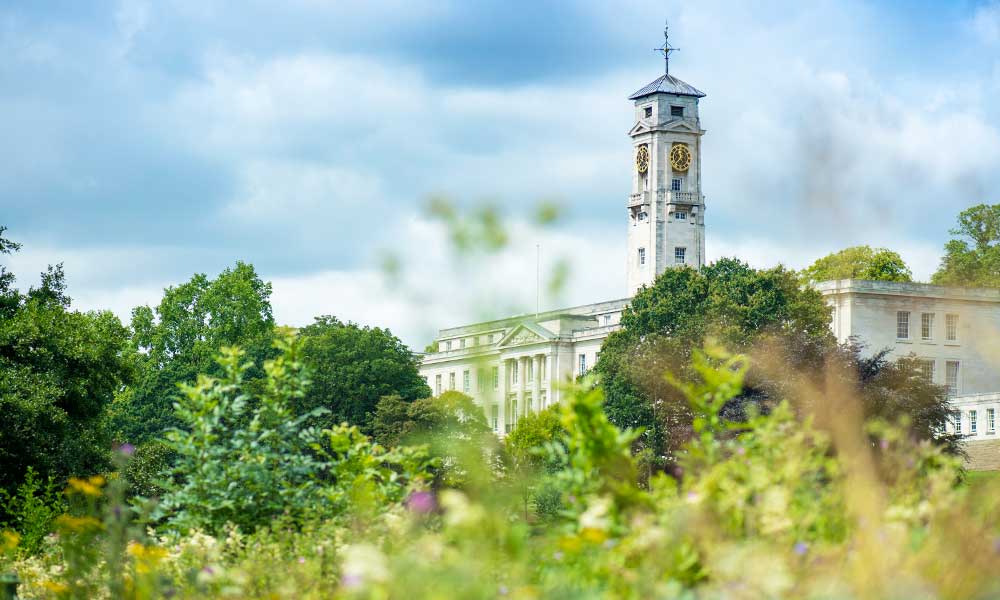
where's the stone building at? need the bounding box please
[419,32,1000,454]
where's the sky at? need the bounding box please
[2,0,1000,347]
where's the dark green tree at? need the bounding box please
[596,258,834,468]
[0,228,134,505]
[801,245,913,283]
[109,262,276,444]
[298,316,430,432]
[932,203,1000,287]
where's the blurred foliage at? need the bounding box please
[110,261,277,445]
[933,203,1000,287]
[801,245,913,283]
[7,343,999,599]
[160,334,433,534]
[298,315,431,433]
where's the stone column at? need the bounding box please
[532,354,541,413]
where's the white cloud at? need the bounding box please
[971,2,1000,45]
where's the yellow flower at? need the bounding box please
[66,475,105,498]
[0,530,19,553]
[127,541,168,574]
[54,514,103,533]
[42,581,69,594]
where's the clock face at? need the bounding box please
[670,144,692,172]
[635,145,650,174]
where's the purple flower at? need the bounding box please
[736,446,746,456]
[498,585,509,595]
[342,573,363,588]
[298,557,306,564]
[118,443,136,456]
[553,551,564,560]
[794,541,808,556]
[879,439,890,451]
[201,566,214,575]
[406,491,435,514]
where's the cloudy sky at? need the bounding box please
[3,0,1000,346]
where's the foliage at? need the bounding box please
[932,203,1000,287]
[6,343,1000,598]
[800,245,913,283]
[111,261,277,445]
[596,258,833,465]
[160,335,432,534]
[372,391,495,488]
[0,228,134,515]
[297,315,430,433]
[0,469,66,556]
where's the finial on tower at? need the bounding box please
[654,19,678,76]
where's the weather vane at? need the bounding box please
[654,20,678,76]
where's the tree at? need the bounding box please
[597,258,957,471]
[801,246,913,283]
[0,228,134,505]
[371,391,494,488]
[932,203,1000,287]
[298,316,430,433]
[596,258,835,468]
[110,262,276,444]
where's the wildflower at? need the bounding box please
[499,584,509,595]
[406,490,435,514]
[127,542,168,574]
[54,515,103,533]
[793,541,808,556]
[686,491,701,504]
[66,475,105,497]
[553,551,564,561]
[118,443,136,456]
[0,530,19,553]
[298,557,306,564]
[880,439,890,450]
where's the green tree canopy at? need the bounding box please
[110,261,276,444]
[932,203,1000,287]
[596,258,833,466]
[298,316,430,433]
[0,227,135,503]
[800,245,913,283]
[597,258,957,470]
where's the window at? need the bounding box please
[643,106,653,118]
[670,105,684,117]
[527,359,534,383]
[435,374,442,396]
[525,392,533,414]
[946,361,960,395]
[510,397,518,428]
[540,389,547,410]
[970,410,978,434]
[540,357,547,381]
[445,340,452,351]
[674,211,687,220]
[918,359,934,383]
[638,211,647,221]
[988,408,996,433]
[491,405,499,432]
[671,177,682,191]
[638,247,646,267]
[603,314,611,326]
[578,353,587,375]
[477,369,485,393]
[512,361,518,385]
[463,370,470,393]
[492,366,499,390]
[953,411,962,434]
[946,314,958,341]
[675,247,686,264]
[921,313,934,340]
[449,372,456,390]
[896,311,910,339]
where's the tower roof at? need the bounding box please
[628,73,706,100]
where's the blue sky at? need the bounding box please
[3,0,1000,346]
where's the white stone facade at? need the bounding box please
[419,299,627,435]
[626,84,707,296]
[818,279,1000,397]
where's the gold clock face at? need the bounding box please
[635,145,650,174]
[669,144,692,172]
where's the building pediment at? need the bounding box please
[496,322,554,348]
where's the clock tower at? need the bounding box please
[626,25,706,296]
